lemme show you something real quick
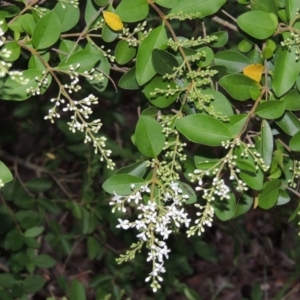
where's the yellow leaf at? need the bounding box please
[243,64,264,82]
[103,11,123,31]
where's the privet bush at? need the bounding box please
[1,0,300,298]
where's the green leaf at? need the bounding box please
[194,241,218,262]
[115,40,136,65]
[176,114,233,146]
[136,25,168,86]
[288,201,300,222]
[214,50,250,73]
[23,275,45,294]
[170,0,226,18]
[251,0,278,14]
[54,2,80,32]
[24,226,44,238]
[238,39,253,52]
[135,116,165,157]
[289,130,300,151]
[255,100,286,119]
[118,68,139,90]
[277,189,290,205]
[57,49,100,72]
[117,160,148,177]
[225,114,247,136]
[272,46,300,97]
[33,254,56,268]
[102,174,146,195]
[87,236,101,260]
[25,178,53,193]
[177,182,197,204]
[116,0,149,22]
[1,41,21,62]
[154,0,173,8]
[143,76,179,108]
[0,274,18,288]
[197,46,214,68]
[261,120,273,168]
[276,111,300,136]
[286,0,299,23]
[239,169,264,191]
[202,89,234,116]
[237,11,277,39]
[32,12,61,49]
[258,179,281,209]
[211,31,228,48]
[281,89,300,111]
[234,194,253,218]
[219,74,260,101]
[0,161,13,184]
[152,49,179,76]
[19,14,36,35]
[0,69,52,101]
[214,193,236,221]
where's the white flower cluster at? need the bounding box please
[0,179,4,188]
[110,182,190,292]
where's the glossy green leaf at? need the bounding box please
[288,201,300,222]
[214,193,236,221]
[0,69,52,101]
[102,174,146,195]
[177,182,197,204]
[1,41,20,62]
[118,68,139,90]
[202,89,234,116]
[115,40,136,65]
[214,50,250,73]
[277,189,290,205]
[176,114,233,146]
[32,12,61,49]
[54,2,80,32]
[136,25,168,86]
[225,114,247,136]
[154,0,173,7]
[258,179,281,209]
[197,46,214,67]
[23,275,45,294]
[255,100,286,119]
[170,0,226,18]
[261,120,273,168]
[281,89,300,111]
[211,31,228,48]
[57,49,100,72]
[116,0,149,22]
[143,77,179,108]
[70,279,86,300]
[234,194,253,218]
[135,116,165,157]
[0,161,13,184]
[239,169,264,191]
[238,39,253,52]
[18,14,36,35]
[289,130,300,151]
[276,111,300,136]
[219,74,260,101]
[116,160,148,177]
[152,49,179,76]
[272,46,300,97]
[286,0,299,23]
[251,0,278,14]
[237,11,277,40]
